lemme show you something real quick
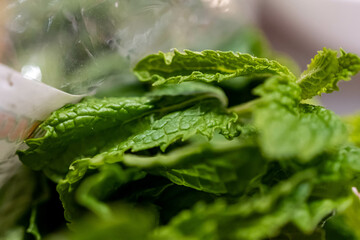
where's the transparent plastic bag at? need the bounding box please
[4,0,257,94]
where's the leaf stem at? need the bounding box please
[228,99,260,115]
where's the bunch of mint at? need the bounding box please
[2,47,360,240]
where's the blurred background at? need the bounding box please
[0,0,359,114]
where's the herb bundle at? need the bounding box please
[3,48,360,240]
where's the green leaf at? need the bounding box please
[149,144,266,195]
[147,82,228,107]
[89,100,240,166]
[253,76,347,161]
[57,164,146,222]
[134,49,295,86]
[258,104,347,161]
[0,227,26,240]
[152,170,316,240]
[75,165,146,219]
[271,227,326,240]
[297,48,360,99]
[54,100,241,221]
[69,204,157,240]
[153,168,352,240]
[11,46,360,240]
[57,180,82,222]
[337,195,360,240]
[18,97,156,171]
[121,100,239,152]
[291,197,351,234]
[344,113,360,147]
[253,75,301,113]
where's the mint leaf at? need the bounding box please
[155,145,266,195]
[344,113,360,147]
[120,100,239,152]
[18,97,156,171]
[69,204,157,240]
[58,164,146,221]
[152,171,316,240]
[256,103,347,162]
[253,76,347,161]
[147,82,228,106]
[134,49,295,86]
[87,100,240,166]
[124,142,266,195]
[153,168,353,240]
[297,48,360,99]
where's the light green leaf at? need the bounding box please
[152,170,316,240]
[253,76,347,161]
[344,113,360,147]
[57,164,146,222]
[147,82,228,106]
[57,180,82,222]
[151,145,266,195]
[253,75,301,112]
[257,104,347,161]
[0,227,25,240]
[292,197,352,234]
[153,168,352,240]
[297,48,360,99]
[134,49,295,86]
[69,204,157,240]
[339,195,360,240]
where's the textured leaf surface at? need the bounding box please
[153,168,353,240]
[10,46,360,240]
[125,142,266,194]
[34,97,154,143]
[253,76,347,161]
[120,100,239,152]
[18,97,156,171]
[297,48,360,99]
[90,100,241,165]
[134,49,295,86]
[152,171,317,240]
[19,85,228,179]
[155,146,265,195]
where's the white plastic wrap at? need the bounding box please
[0,64,82,187]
